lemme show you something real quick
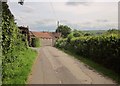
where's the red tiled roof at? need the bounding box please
[51,32,61,38]
[32,32,53,39]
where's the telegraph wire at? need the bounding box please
[49,0,58,20]
[49,0,60,27]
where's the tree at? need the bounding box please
[56,25,71,38]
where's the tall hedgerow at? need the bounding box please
[2,2,37,84]
[55,32,120,73]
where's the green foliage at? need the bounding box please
[67,33,74,43]
[2,3,37,84]
[73,32,81,37]
[55,32,120,74]
[67,30,84,43]
[3,49,37,84]
[73,29,83,37]
[84,33,92,36]
[69,31,83,37]
[31,38,40,47]
[56,25,71,38]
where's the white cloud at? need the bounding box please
[8,1,118,31]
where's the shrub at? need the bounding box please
[31,38,40,47]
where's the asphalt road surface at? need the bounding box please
[28,46,116,84]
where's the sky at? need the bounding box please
[8,0,119,31]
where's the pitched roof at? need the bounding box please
[51,32,61,38]
[32,32,53,39]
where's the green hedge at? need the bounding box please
[31,38,40,47]
[55,34,120,73]
[2,3,37,84]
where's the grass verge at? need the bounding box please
[3,48,37,84]
[59,48,120,84]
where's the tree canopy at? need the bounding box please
[56,25,71,38]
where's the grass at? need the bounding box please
[3,48,37,84]
[59,48,120,84]
[15,48,37,84]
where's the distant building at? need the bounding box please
[29,31,61,46]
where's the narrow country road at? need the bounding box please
[28,46,115,84]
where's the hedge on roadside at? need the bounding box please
[2,3,37,84]
[55,34,120,73]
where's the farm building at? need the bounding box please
[29,31,61,46]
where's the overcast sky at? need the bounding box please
[8,0,118,31]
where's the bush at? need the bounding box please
[31,38,40,47]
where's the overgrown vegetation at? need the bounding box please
[55,25,120,83]
[2,2,37,84]
[31,38,40,47]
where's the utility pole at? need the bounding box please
[57,21,59,27]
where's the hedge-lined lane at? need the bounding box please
[55,34,120,73]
